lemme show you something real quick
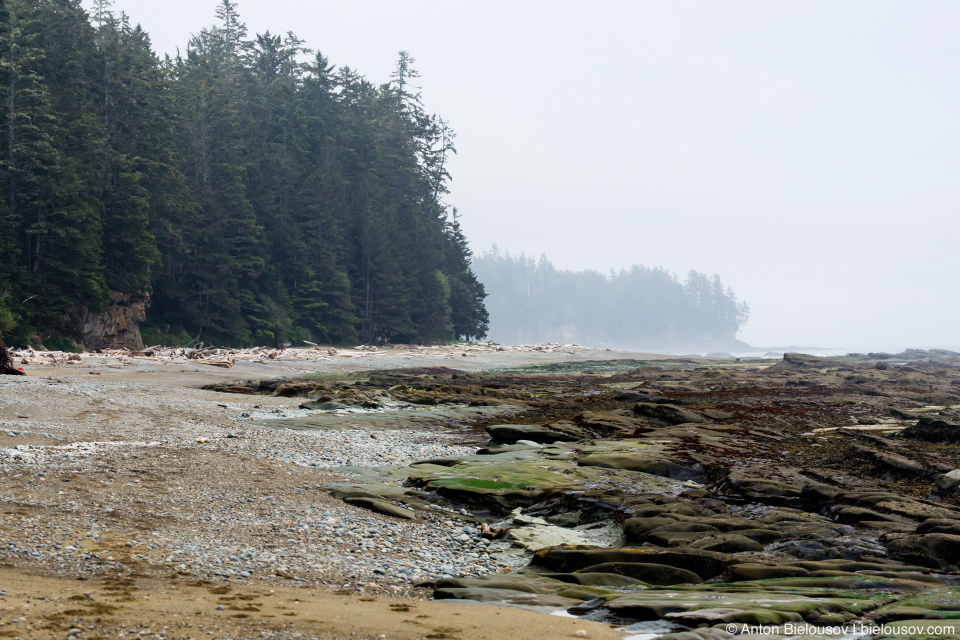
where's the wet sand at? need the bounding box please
[0,565,621,640]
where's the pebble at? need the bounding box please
[0,372,516,593]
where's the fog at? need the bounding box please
[108,0,959,352]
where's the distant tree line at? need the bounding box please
[0,0,488,348]
[472,248,749,351]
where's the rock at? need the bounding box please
[664,608,757,626]
[835,491,960,522]
[916,519,960,536]
[830,505,908,525]
[342,497,415,520]
[574,410,644,434]
[641,522,721,547]
[935,470,960,496]
[540,572,647,587]
[632,503,705,518]
[726,563,810,581]
[301,400,350,411]
[648,522,720,535]
[800,485,840,509]
[578,453,705,482]
[514,439,543,448]
[410,457,468,467]
[604,586,880,625]
[573,562,702,585]
[688,534,763,553]
[612,391,668,403]
[872,587,960,625]
[901,416,960,444]
[792,559,929,573]
[547,511,581,527]
[851,445,926,476]
[738,575,933,592]
[406,457,578,507]
[887,534,960,570]
[719,528,783,544]
[532,546,729,580]
[700,409,734,420]
[632,403,707,425]
[716,465,820,506]
[486,424,581,445]
[507,525,592,551]
[764,352,836,373]
[82,291,147,350]
[480,523,513,539]
[623,517,678,542]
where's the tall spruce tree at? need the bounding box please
[0,2,488,347]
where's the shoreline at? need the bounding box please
[0,347,648,639]
[5,346,960,639]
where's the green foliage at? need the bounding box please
[138,322,196,348]
[0,296,16,338]
[42,335,83,353]
[0,1,487,347]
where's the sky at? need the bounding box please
[105,0,959,351]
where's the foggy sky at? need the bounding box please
[105,0,959,351]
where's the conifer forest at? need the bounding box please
[472,249,750,351]
[0,0,752,351]
[0,0,488,347]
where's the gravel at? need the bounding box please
[0,368,516,596]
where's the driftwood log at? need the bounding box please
[0,338,25,375]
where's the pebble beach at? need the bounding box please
[0,345,631,640]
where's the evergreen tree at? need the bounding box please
[0,2,488,347]
[472,250,748,350]
[444,209,488,340]
[0,0,56,338]
[0,0,107,341]
[93,6,164,296]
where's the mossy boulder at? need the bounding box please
[486,424,581,445]
[632,402,707,425]
[623,517,678,541]
[872,586,960,625]
[602,586,883,625]
[431,575,619,608]
[688,534,764,553]
[887,534,960,570]
[875,619,960,639]
[727,563,811,581]
[539,572,648,587]
[573,562,702,585]
[532,546,730,580]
